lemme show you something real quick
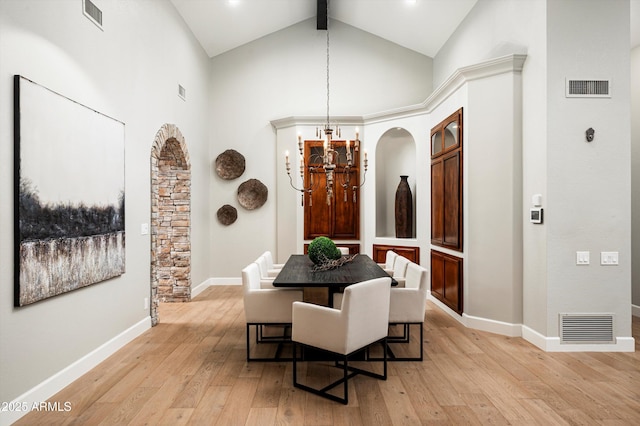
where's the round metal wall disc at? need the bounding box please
[237,178,268,210]
[216,204,238,225]
[215,149,245,180]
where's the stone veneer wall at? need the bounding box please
[150,124,191,325]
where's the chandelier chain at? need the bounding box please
[284,0,368,206]
[326,0,330,127]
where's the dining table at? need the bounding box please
[272,254,397,306]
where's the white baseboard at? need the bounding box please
[633,304,640,317]
[191,278,242,299]
[427,294,522,337]
[522,325,635,352]
[0,317,151,426]
[521,324,548,350]
[426,294,466,327]
[208,277,241,286]
[428,294,636,352]
[462,312,522,337]
[192,278,213,298]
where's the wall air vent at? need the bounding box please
[178,84,186,101]
[559,313,614,344]
[83,0,103,30]
[566,79,610,98]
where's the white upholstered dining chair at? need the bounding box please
[254,255,277,288]
[391,255,410,287]
[377,250,398,275]
[261,251,284,275]
[333,260,428,362]
[242,262,303,362]
[337,246,350,255]
[291,276,392,404]
[387,261,428,361]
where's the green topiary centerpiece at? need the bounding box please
[307,236,342,265]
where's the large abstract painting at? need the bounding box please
[14,75,126,306]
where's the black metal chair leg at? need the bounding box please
[292,338,387,404]
[369,323,424,362]
[246,323,294,362]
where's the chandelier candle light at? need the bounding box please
[284,0,367,206]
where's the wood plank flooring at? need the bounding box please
[16,285,640,425]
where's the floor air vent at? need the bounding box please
[566,79,610,98]
[559,314,614,344]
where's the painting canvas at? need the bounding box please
[14,75,125,306]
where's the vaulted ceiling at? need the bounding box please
[170,0,640,59]
[169,0,478,58]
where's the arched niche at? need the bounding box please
[375,127,417,238]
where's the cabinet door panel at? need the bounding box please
[430,251,444,299]
[305,170,331,238]
[373,244,420,264]
[431,107,462,252]
[444,256,461,312]
[431,160,444,244]
[332,169,358,239]
[443,151,461,249]
[431,250,463,314]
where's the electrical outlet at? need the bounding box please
[576,251,590,265]
[600,252,619,266]
[144,297,149,310]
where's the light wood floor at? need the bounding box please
[17,285,640,425]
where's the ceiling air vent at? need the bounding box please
[566,79,610,98]
[559,313,614,344]
[83,0,103,30]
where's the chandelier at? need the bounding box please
[284,0,367,206]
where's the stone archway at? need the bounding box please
[150,124,191,326]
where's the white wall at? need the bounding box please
[209,19,433,273]
[632,46,640,313]
[436,0,549,335]
[435,0,633,345]
[364,55,527,332]
[0,0,211,409]
[466,71,523,325]
[433,0,538,88]
[545,0,631,339]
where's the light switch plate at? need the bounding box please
[600,252,619,266]
[141,223,149,235]
[576,251,590,265]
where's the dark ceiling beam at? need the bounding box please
[317,0,327,30]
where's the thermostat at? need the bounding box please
[530,208,543,224]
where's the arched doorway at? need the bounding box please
[150,124,191,326]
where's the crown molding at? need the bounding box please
[363,53,527,124]
[270,115,364,130]
[270,53,527,130]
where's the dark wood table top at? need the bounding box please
[272,254,397,288]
